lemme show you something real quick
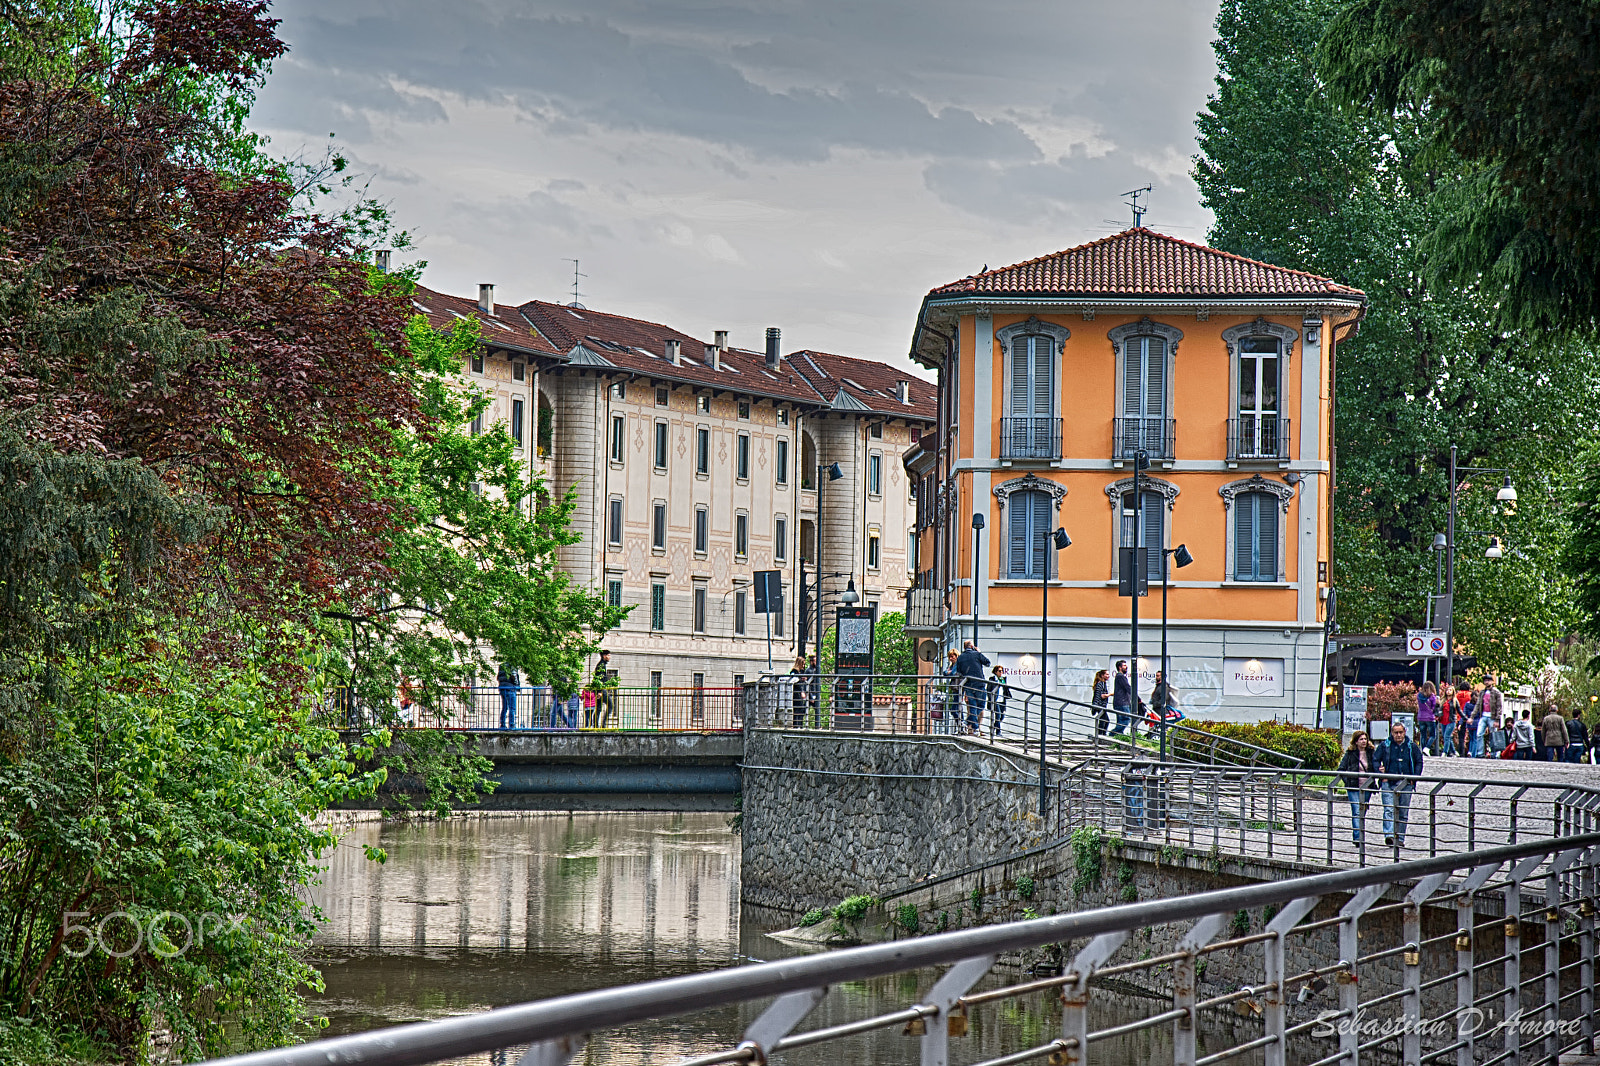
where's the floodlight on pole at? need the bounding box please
[1485,537,1504,560]
[1496,476,1517,503]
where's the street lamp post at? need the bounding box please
[1130,449,1150,736]
[1446,445,1516,683]
[971,512,985,648]
[1039,525,1072,816]
[805,462,846,664]
[1158,543,1194,764]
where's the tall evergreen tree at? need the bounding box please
[1194,0,1599,679]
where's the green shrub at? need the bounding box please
[1015,874,1036,901]
[1173,720,1341,770]
[830,894,879,937]
[798,908,827,928]
[894,904,921,934]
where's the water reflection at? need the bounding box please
[307,813,1262,1065]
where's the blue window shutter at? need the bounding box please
[1256,494,1278,579]
[1143,492,1163,582]
[1030,337,1052,418]
[1031,492,1051,580]
[1008,493,1030,578]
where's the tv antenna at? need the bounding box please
[565,258,587,308]
[1121,185,1153,228]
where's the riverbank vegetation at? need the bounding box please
[0,2,615,1058]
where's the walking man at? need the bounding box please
[954,640,991,734]
[1542,703,1571,762]
[1110,660,1133,736]
[1374,719,1424,848]
[591,650,617,728]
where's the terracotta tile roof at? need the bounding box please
[785,350,937,421]
[410,285,564,356]
[929,228,1365,300]
[516,300,826,405]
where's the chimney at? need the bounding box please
[665,338,681,365]
[765,327,781,370]
[478,284,495,315]
[714,330,729,352]
[704,342,720,371]
[896,380,911,404]
[374,249,391,273]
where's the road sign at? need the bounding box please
[753,570,782,614]
[1405,629,1448,657]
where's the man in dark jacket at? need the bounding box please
[954,641,990,734]
[1110,660,1133,736]
[1374,719,1424,847]
[1567,708,1590,763]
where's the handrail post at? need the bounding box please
[1263,895,1319,1066]
[919,954,994,1066]
[1504,854,1545,1066]
[1338,884,1386,1066]
[1060,932,1127,1066]
[1581,847,1597,1058]
[1401,872,1450,1066]
[1174,913,1227,1066]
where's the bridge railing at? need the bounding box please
[207,830,1600,1066]
[1059,761,1600,869]
[744,672,1301,769]
[337,685,743,732]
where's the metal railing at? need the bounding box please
[337,686,742,732]
[1228,415,1291,460]
[999,416,1063,460]
[744,673,1302,769]
[906,587,945,630]
[207,829,1600,1066]
[1113,416,1176,460]
[1061,761,1600,869]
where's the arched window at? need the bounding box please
[1120,489,1165,584]
[1007,490,1054,579]
[1233,491,1280,581]
[1109,319,1182,460]
[1222,319,1297,460]
[996,317,1069,460]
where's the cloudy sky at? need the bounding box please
[252,0,1224,375]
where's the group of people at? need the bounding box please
[1089,658,1182,738]
[493,651,618,730]
[1412,675,1594,762]
[936,642,1008,734]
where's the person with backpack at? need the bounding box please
[497,662,520,730]
[1565,707,1589,763]
[1374,719,1425,848]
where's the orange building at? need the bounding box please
[904,229,1365,722]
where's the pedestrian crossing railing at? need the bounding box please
[1060,763,1600,869]
[206,831,1600,1066]
[333,685,744,732]
[743,673,1302,769]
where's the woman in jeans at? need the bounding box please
[1338,731,1375,843]
[1416,682,1439,753]
[1091,669,1111,736]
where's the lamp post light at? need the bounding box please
[971,512,985,648]
[1158,543,1194,764]
[802,462,848,663]
[1446,445,1514,683]
[1039,525,1072,816]
[1130,449,1151,734]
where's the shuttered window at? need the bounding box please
[1006,490,1054,579]
[1122,335,1167,451]
[1120,490,1165,584]
[1234,492,1279,581]
[1008,335,1053,418]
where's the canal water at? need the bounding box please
[309,813,1262,1065]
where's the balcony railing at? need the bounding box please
[998,416,1062,460]
[1228,415,1291,460]
[904,587,942,631]
[1112,416,1176,461]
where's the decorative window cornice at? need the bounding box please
[995,315,1070,354]
[1221,317,1299,360]
[1107,316,1184,357]
[1103,476,1180,509]
[994,472,1067,509]
[1220,474,1296,512]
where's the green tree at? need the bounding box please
[1318,0,1600,332]
[874,611,916,678]
[1194,0,1595,681]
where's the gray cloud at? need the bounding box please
[251,0,1221,365]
